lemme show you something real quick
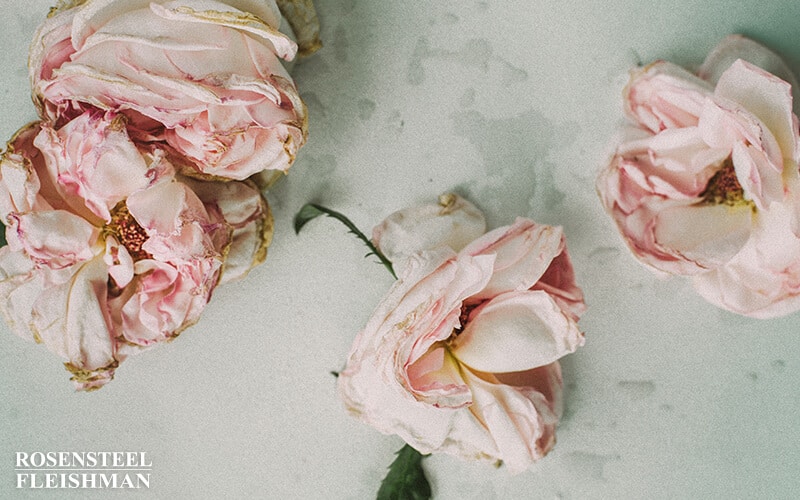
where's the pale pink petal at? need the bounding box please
[0,133,43,217]
[127,180,217,261]
[406,346,470,407]
[182,178,272,283]
[119,258,220,345]
[624,61,713,133]
[731,142,785,210]
[104,237,134,288]
[33,113,153,221]
[693,202,800,317]
[462,367,561,473]
[7,211,98,269]
[462,219,566,299]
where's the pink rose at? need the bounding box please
[0,111,271,390]
[30,0,307,180]
[597,35,800,318]
[338,207,586,473]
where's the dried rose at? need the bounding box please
[597,35,800,318]
[30,0,307,181]
[0,111,271,390]
[338,212,586,473]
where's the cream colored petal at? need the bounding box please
[715,59,798,163]
[33,255,117,374]
[451,290,584,373]
[699,35,800,105]
[653,203,753,268]
[373,193,486,265]
[151,2,296,60]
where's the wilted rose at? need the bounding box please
[30,0,307,181]
[597,35,800,318]
[338,207,586,473]
[0,111,272,390]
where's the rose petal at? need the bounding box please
[461,367,561,473]
[451,290,584,373]
[462,219,566,299]
[624,61,713,133]
[8,210,98,268]
[373,193,487,265]
[652,203,753,268]
[715,59,797,163]
[699,34,800,104]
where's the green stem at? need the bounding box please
[294,203,397,279]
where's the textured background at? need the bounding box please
[1,1,799,498]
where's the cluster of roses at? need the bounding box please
[0,0,309,390]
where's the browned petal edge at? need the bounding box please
[4,121,41,152]
[276,0,322,57]
[47,0,87,17]
[252,191,274,267]
[216,186,274,280]
[64,359,119,392]
[178,167,239,183]
[250,170,285,190]
[272,74,309,144]
[438,193,458,214]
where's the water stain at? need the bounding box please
[341,0,357,14]
[588,246,620,263]
[443,12,460,24]
[300,92,326,118]
[459,88,476,108]
[292,55,331,81]
[407,36,528,88]
[772,359,786,371]
[334,25,349,63]
[500,59,528,86]
[385,110,405,135]
[450,108,570,223]
[357,99,376,121]
[746,371,759,382]
[300,154,338,179]
[563,452,620,481]
[617,380,656,401]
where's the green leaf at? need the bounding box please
[294,203,397,279]
[293,203,326,234]
[376,444,431,500]
[0,225,5,248]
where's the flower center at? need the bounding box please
[700,158,752,207]
[105,201,152,261]
[453,302,479,337]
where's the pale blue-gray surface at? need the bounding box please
[1,1,799,498]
